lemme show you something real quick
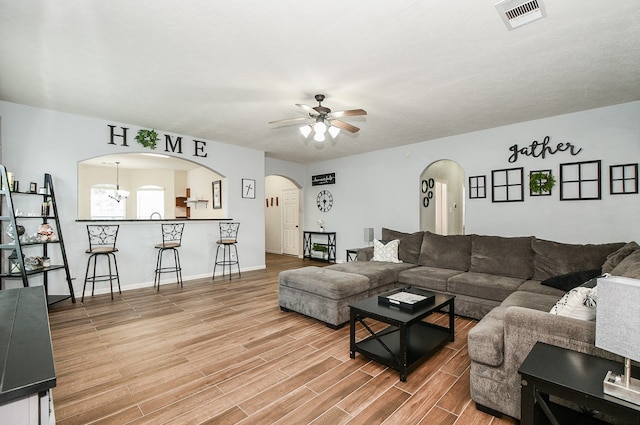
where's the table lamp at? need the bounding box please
[595,275,640,405]
[364,228,374,246]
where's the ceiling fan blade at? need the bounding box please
[331,109,367,118]
[331,119,360,133]
[296,103,320,116]
[268,117,310,125]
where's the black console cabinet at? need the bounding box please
[303,231,336,263]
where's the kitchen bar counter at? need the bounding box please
[0,286,56,405]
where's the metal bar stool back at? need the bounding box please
[213,222,240,280]
[154,223,184,290]
[82,225,121,301]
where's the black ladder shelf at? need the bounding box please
[0,164,76,306]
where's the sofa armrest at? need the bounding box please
[503,306,618,375]
[356,247,374,261]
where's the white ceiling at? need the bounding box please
[1,1,639,164]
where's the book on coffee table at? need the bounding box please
[378,287,435,310]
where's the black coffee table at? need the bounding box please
[349,290,455,382]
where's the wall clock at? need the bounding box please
[316,190,333,212]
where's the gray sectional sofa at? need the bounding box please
[278,227,640,419]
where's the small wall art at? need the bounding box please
[212,180,222,209]
[560,160,601,200]
[609,163,638,195]
[469,175,486,199]
[529,169,555,197]
[242,178,255,199]
[491,167,524,203]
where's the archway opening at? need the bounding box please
[419,159,465,235]
[265,175,302,256]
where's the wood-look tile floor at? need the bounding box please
[48,254,518,425]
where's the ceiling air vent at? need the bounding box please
[495,0,547,30]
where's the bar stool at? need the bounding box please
[82,225,121,301]
[213,222,240,280]
[154,223,184,290]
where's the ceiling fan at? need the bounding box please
[269,94,367,142]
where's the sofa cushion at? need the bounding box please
[326,261,417,288]
[532,238,624,281]
[469,235,534,279]
[447,272,525,302]
[418,232,471,271]
[278,267,370,299]
[381,228,424,264]
[602,241,639,273]
[540,269,602,291]
[610,248,640,279]
[501,290,561,311]
[397,266,464,293]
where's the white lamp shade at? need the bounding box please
[299,125,312,138]
[328,126,341,138]
[364,227,374,243]
[596,276,640,363]
[313,132,326,142]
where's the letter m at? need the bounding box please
[164,135,183,154]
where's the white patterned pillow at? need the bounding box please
[372,239,402,263]
[549,286,597,321]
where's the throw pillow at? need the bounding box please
[602,241,640,273]
[610,248,640,279]
[381,228,424,264]
[540,269,602,291]
[371,239,402,263]
[549,286,597,321]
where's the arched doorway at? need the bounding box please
[265,175,302,256]
[419,160,465,235]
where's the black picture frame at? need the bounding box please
[560,160,601,200]
[469,175,486,199]
[609,163,638,195]
[242,178,255,199]
[29,182,37,193]
[529,169,553,197]
[212,180,222,209]
[491,167,524,203]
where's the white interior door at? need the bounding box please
[282,188,300,256]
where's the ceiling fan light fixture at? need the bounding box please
[299,125,312,138]
[314,120,327,135]
[328,126,340,138]
[314,132,326,143]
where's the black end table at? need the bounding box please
[519,342,640,425]
[349,291,455,382]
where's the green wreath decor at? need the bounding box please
[135,129,159,150]
[529,171,556,194]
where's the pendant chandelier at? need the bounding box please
[108,161,129,202]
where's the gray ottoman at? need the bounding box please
[278,266,371,328]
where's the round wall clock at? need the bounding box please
[316,189,333,212]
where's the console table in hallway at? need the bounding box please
[303,231,336,263]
